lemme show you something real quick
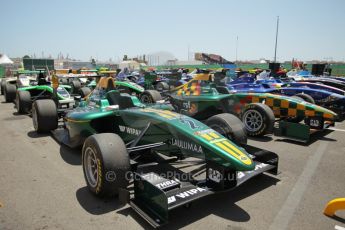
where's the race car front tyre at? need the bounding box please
[79,87,91,98]
[294,93,315,104]
[241,103,275,136]
[16,90,32,114]
[71,80,81,94]
[4,84,16,102]
[1,80,6,95]
[155,82,169,91]
[32,99,58,133]
[139,90,162,103]
[206,113,247,144]
[82,133,130,197]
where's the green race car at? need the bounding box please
[31,76,279,227]
[15,80,74,114]
[168,73,338,141]
[87,76,162,104]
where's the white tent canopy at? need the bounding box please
[0,54,14,64]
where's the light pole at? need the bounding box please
[235,36,238,63]
[274,16,279,63]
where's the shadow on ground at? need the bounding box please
[275,129,335,146]
[76,186,124,215]
[248,135,273,142]
[59,144,81,165]
[27,130,50,138]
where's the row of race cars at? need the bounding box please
[1,67,344,227]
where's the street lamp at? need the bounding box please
[274,16,279,63]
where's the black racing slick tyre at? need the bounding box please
[82,133,130,197]
[32,99,58,133]
[60,78,68,85]
[139,90,162,103]
[155,82,169,91]
[16,90,32,114]
[4,84,16,102]
[294,93,315,104]
[206,113,247,144]
[1,80,6,95]
[71,80,81,94]
[79,87,91,98]
[241,103,275,136]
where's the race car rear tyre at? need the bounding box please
[206,113,247,144]
[4,84,16,102]
[139,90,162,103]
[155,82,169,91]
[16,90,32,114]
[241,103,275,136]
[82,133,130,197]
[32,99,58,133]
[294,93,315,104]
[71,80,81,94]
[79,87,91,98]
[287,96,305,123]
[1,80,6,95]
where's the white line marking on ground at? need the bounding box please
[268,134,333,230]
[329,128,345,132]
[335,225,345,230]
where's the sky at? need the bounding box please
[1,0,345,62]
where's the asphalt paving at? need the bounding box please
[0,95,344,230]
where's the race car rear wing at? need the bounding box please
[55,73,100,78]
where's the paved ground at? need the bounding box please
[0,96,344,230]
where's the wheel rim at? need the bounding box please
[140,94,152,103]
[32,106,38,130]
[243,110,263,132]
[84,147,99,188]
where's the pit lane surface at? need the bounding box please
[0,96,344,230]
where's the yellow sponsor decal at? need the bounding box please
[209,132,220,139]
[265,98,274,107]
[288,108,297,116]
[141,108,179,120]
[210,138,227,144]
[272,107,281,115]
[323,113,334,119]
[201,134,213,141]
[305,110,315,117]
[96,158,102,194]
[197,130,251,165]
[66,118,90,123]
[216,141,251,165]
[190,83,196,92]
[297,104,305,110]
[252,96,260,103]
[281,100,289,108]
